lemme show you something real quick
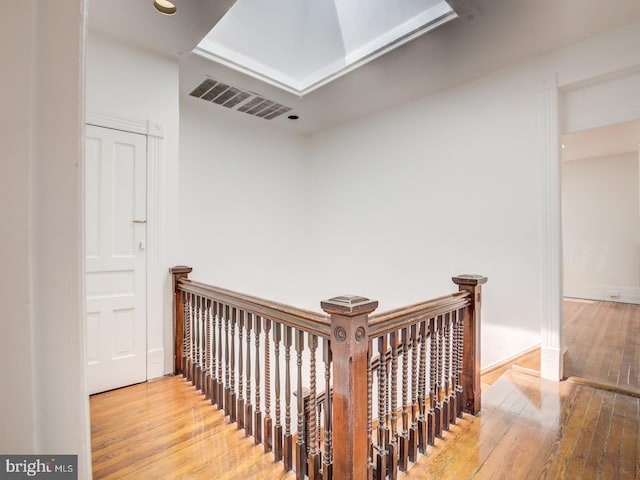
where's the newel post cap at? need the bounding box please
[170,265,193,275]
[452,274,488,286]
[321,295,379,317]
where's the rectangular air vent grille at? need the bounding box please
[189,78,292,120]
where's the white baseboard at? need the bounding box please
[481,343,540,375]
[564,284,640,305]
[147,348,165,380]
[541,346,562,381]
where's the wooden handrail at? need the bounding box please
[368,291,470,337]
[177,278,331,339]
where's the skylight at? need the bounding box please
[194,0,457,95]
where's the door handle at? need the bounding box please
[132,219,147,224]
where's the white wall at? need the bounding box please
[303,20,640,369]
[180,64,546,369]
[179,21,640,371]
[0,1,91,477]
[563,153,640,303]
[179,96,312,307]
[86,31,180,375]
[306,65,544,368]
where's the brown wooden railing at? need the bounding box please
[171,266,486,480]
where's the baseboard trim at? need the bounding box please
[541,345,562,381]
[481,344,540,376]
[147,348,165,380]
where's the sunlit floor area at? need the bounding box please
[401,370,639,479]
[90,377,295,480]
[564,298,640,392]
[91,371,640,479]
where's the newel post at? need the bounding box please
[321,295,379,480]
[452,274,487,415]
[171,266,192,375]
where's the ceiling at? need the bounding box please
[562,120,640,163]
[88,0,640,135]
[195,0,457,95]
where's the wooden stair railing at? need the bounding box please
[171,266,486,480]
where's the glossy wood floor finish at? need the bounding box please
[91,377,295,480]
[564,298,640,391]
[91,368,639,478]
[400,370,639,479]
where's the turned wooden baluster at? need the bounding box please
[452,274,487,415]
[295,329,306,480]
[230,307,237,423]
[238,310,245,429]
[418,320,428,452]
[210,301,217,403]
[193,295,201,390]
[204,299,212,400]
[199,296,206,392]
[192,293,199,385]
[307,334,321,480]
[245,313,253,436]
[217,302,224,410]
[450,310,460,423]
[209,301,217,405]
[224,305,231,417]
[283,325,293,472]
[427,319,436,447]
[264,318,273,453]
[274,322,283,461]
[435,316,444,439]
[376,334,389,480]
[442,312,452,431]
[398,327,410,471]
[181,292,190,377]
[388,331,400,480]
[200,298,206,396]
[254,315,263,445]
[191,294,199,387]
[187,292,195,382]
[408,323,419,462]
[456,308,464,418]
[210,301,217,404]
[323,338,333,480]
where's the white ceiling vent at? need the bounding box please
[189,78,292,120]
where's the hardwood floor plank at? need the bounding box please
[564,299,640,390]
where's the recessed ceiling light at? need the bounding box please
[154,0,176,16]
[288,114,299,120]
[561,144,566,149]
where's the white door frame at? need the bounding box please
[539,56,640,381]
[86,112,166,380]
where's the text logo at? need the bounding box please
[0,456,77,479]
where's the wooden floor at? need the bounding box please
[401,370,639,479]
[564,298,640,391]
[91,377,295,480]
[91,372,640,479]
[91,299,640,479]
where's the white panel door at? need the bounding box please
[85,124,147,394]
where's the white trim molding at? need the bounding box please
[539,74,564,381]
[86,111,166,381]
[540,56,640,381]
[147,348,165,380]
